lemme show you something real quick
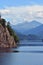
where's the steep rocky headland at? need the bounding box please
[0,18,18,48]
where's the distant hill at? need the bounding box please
[11,20,41,34]
[27,24,43,39]
[11,20,43,41]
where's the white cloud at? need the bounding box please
[0,5,43,25]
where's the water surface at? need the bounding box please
[0,41,43,65]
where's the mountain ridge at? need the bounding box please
[11,20,42,34]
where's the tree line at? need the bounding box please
[0,18,19,43]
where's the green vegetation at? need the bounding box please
[0,18,19,43]
[0,18,6,28]
[7,22,19,43]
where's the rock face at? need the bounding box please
[0,24,17,48]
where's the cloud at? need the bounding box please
[0,9,10,14]
[0,5,43,25]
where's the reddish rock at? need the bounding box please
[0,24,17,48]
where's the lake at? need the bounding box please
[0,41,43,65]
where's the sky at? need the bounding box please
[0,0,43,25]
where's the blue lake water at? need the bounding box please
[0,41,43,65]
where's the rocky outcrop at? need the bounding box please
[0,24,17,48]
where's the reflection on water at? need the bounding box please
[0,41,43,52]
[0,52,43,65]
[0,48,19,53]
[0,41,43,65]
[0,48,12,52]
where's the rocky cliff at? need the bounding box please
[0,24,17,48]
